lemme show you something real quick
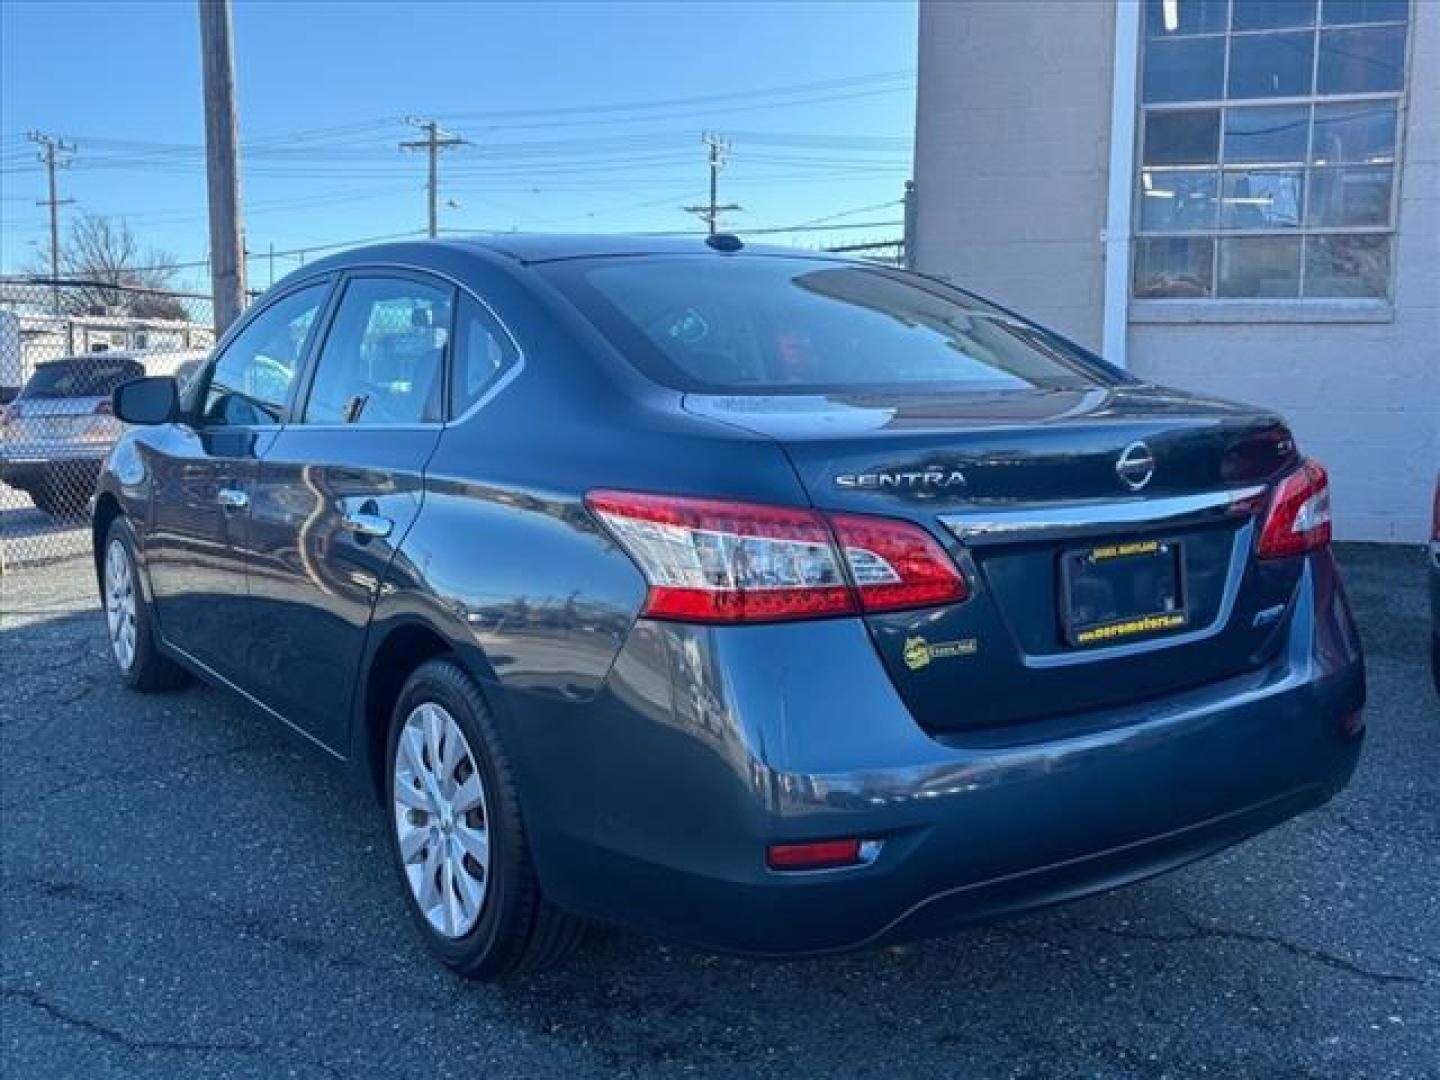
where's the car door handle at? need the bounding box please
[341,509,393,539]
[217,487,249,511]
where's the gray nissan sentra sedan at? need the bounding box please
[93,235,1365,978]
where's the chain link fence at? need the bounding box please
[1,278,215,576]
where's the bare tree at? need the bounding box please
[25,214,189,320]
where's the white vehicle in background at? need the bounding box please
[0,348,204,518]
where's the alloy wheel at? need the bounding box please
[104,538,137,671]
[392,702,491,938]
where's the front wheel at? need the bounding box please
[102,518,190,691]
[385,658,584,979]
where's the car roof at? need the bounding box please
[439,233,845,264]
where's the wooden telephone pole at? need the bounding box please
[401,118,466,238]
[198,0,246,333]
[683,132,741,237]
[26,131,75,317]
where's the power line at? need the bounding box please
[400,118,466,238]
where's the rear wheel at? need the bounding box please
[103,518,190,691]
[385,658,584,979]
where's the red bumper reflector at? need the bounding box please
[766,839,864,871]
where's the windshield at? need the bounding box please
[21,356,145,399]
[542,256,1118,394]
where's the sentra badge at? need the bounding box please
[903,635,978,671]
[835,469,967,492]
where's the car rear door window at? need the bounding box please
[302,276,452,425]
[450,293,518,418]
[203,283,328,426]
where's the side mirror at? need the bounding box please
[113,376,180,425]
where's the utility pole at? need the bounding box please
[401,118,465,238]
[902,179,917,270]
[683,132,741,236]
[198,0,247,333]
[27,131,76,317]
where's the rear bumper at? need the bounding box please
[517,553,1365,956]
[0,448,103,488]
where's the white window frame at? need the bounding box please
[1130,0,1413,316]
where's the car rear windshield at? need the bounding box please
[541,255,1117,394]
[21,356,145,399]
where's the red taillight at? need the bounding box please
[1258,460,1332,559]
[828,512,968,612]
[766,839,865,871]
[585,490,854,623]
[586,490,968,624]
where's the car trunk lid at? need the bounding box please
[685,384,1302,733]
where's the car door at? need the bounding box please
[144,280,332,681]
[244,272,451,751]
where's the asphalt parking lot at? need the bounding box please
[1,544,1436,1079]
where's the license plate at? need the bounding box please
[1061,538,1188,648]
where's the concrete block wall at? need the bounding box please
[913,0,1116,348]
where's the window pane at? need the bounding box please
[203,284,327,427]
[1229,31,1316,97]
[1308,165,1393,226]
[451,294,517,417]
[304,277,451,425]
[1222,169,1305,228]
[1223,105,1310,163]
[1233,0,1317,31]
[1321,0,1409,26]
[1218,236,1302,296]
[1144,36,1225,102]
[1133,237,1215,297]
[1143,109,1221,164]
[1146,0,1229,35]
[1141,169,1221,230]
[1311,102,1398,164]
[1304,234,1391,297]
[1318,26,1407,93]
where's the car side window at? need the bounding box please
[450,293,518,418]
[202,284,328,426]
[302,276,452,426]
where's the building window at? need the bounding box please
[1133,0,1409,301]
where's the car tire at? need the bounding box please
[102,517,190,692]
[385,657,585,979]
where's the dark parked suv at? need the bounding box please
[94,236,1365,978]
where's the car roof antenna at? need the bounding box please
[705,233,743,253]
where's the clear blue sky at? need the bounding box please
[1,1,916,290]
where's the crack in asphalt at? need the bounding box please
[3,984,259,1055]
[0,738,268,812]
[1083,915,1429,987]
[2,984,348,1079]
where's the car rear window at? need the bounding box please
[540,256,1116,394]
[21,356,145,399]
